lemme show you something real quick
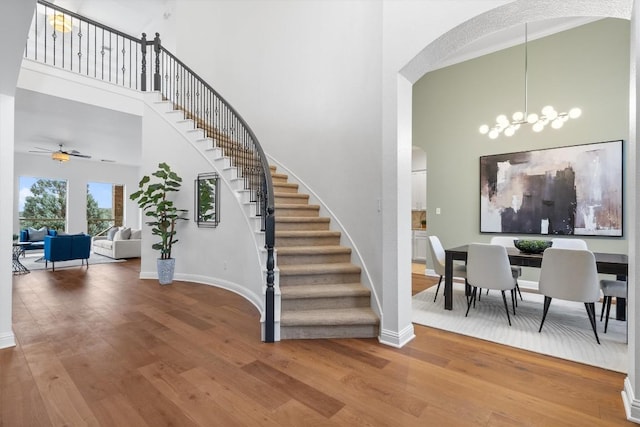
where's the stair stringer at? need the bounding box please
[266,155,382,324]
[143,92,281,341]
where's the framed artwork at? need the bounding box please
[480,140,623,236]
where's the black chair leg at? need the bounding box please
[584,302,601,344]
[539,296,552,332]
[510,289,516,315]
[465,287,477,317]
[501,290,511,326]
[604,297,613,334]
[600,296,607,321]
[433,276,443,302]
[515,282,523,303]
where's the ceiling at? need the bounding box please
[14,89,142,166]
[12,2,599,167]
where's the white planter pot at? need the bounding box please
[157,258,176,285]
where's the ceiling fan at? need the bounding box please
[29,144,92,162]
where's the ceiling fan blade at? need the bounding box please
[69,152,92,158]
[30,146,54,153]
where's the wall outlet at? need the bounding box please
[436,208,441,215]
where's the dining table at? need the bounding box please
[444,244,629,319]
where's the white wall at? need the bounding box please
[13,153,141,234]
[138,97,265,312]
[0,0,37,349]
[173,0,509,346]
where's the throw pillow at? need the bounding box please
[130,229,142,239]
[119,227,132,240]
[28,227,47,241]
[107,227,118,241]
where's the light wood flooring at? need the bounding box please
[1,259,632,426]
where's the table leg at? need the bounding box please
[615,274,626,321]
[444,251,453,310]
[12,246,30,275]
[616,298,626,321]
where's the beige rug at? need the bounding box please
[412,282,628,373]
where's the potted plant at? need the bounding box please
[130,162,188,284]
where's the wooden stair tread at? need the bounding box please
[276,230,340,237]
[275,203,319,209]
[278,262,361,275]
[280,307,378,326]
[276,217,329,223]
[281,283,370,299]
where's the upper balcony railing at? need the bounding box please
[25,0,276,342]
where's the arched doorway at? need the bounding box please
[392,0,637,421]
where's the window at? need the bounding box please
[87,182,124,236]
[19,176,68,232]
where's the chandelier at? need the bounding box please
[479,23,582,140]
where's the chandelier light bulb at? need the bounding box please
[569,107,582,119]
[478,24,582,139]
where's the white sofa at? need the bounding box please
[92,227,141,259]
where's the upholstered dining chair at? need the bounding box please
[489,236,523,303]
[599,279,627,333]
[538,248,600,344]
[427,235,467,303]
[550,238,588,250]
[465,243,517,326]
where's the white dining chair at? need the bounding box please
[599,279,627,333]
[550,238,588,250]
[538,248,600,344]
[465,243,517,326]
[427,235,467,303]
[490,236,523,303]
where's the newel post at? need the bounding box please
[153,32,162,91]
[140,32,147,91]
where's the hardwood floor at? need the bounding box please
[1,260,631,426]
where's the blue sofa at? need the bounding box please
[19,227,57,254]
[44,234,92,271]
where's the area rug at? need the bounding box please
[412,282,628,373]
[18,252,125,271]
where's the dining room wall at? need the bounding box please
[413,18,630,273]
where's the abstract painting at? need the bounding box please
[480,140,623,236]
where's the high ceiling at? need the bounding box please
[14,0,174,166]
[13,1,599,167]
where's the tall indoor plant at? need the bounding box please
[130,162,188,284]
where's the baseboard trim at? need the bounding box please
[0,331,16,349]
[622,377,640,423]
[379,324,415,348]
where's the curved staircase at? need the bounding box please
[272,169,379,339]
